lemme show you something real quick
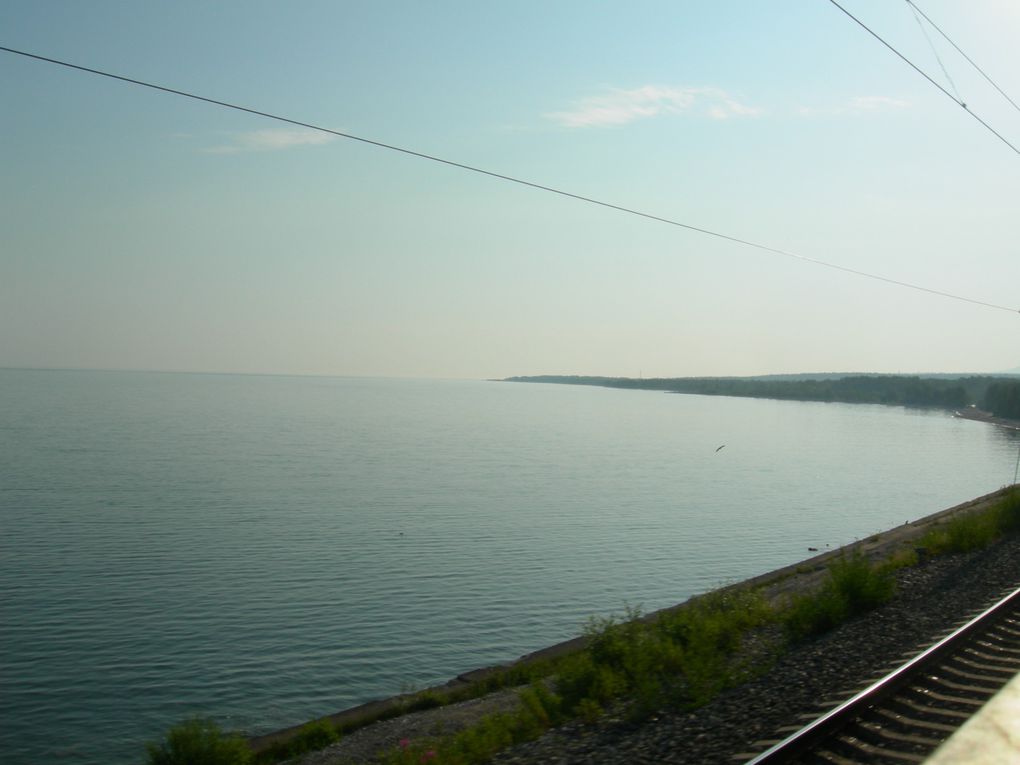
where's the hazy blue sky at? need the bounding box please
[3,1,1018,379]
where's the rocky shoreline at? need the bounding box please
[283,487,1019,764]
[953,406,1020,431]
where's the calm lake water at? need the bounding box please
[2,369,1018,765]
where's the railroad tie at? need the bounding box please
[833,734,927,762]
[873,705,959,733]
[856,719,943,747]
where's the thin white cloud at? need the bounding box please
[547,85,761,128]
[798,96,910,117]
[848,96,910,112]
[203,128,337,154]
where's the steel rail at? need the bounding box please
[743,584,1020,764]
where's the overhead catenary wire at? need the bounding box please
[0,44,1017,316]
[826,0,1020,156]
[905,0,1020,115]
[907,0,963,104]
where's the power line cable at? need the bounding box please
[1,44,1018,316]
[907,1,962,104]
[826,0,1020,156]
[905,0,1020,115]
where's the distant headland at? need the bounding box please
[502,373,1020,423]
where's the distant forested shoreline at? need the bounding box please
[504,374,1020,419]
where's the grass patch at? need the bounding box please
[401,689,446,713]
[379,682,565,765]
[882,546,919,571]
[254,719,340,763]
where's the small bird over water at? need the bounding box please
[715,444,726,452]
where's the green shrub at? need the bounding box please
[920,489,1020,556]
[830,550,896,613]
[660,590,776,707]
[924,513,998,554]
[658,590,773,655]
[290,719,340,752]
[990,488,1020,534]
[555,650,626,708]
[784,551,895,638]
[575,697,603,724]
[146,718,251,765]
[553,591,775,720]
[518,683,564,728]
[784,587,844,638]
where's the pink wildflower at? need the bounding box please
[420,751,437,763]
[398,738,410,750]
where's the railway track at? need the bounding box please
[736,584,1020,765]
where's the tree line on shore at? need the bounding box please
[505,374,1020,418]
[984,380,1020,419]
